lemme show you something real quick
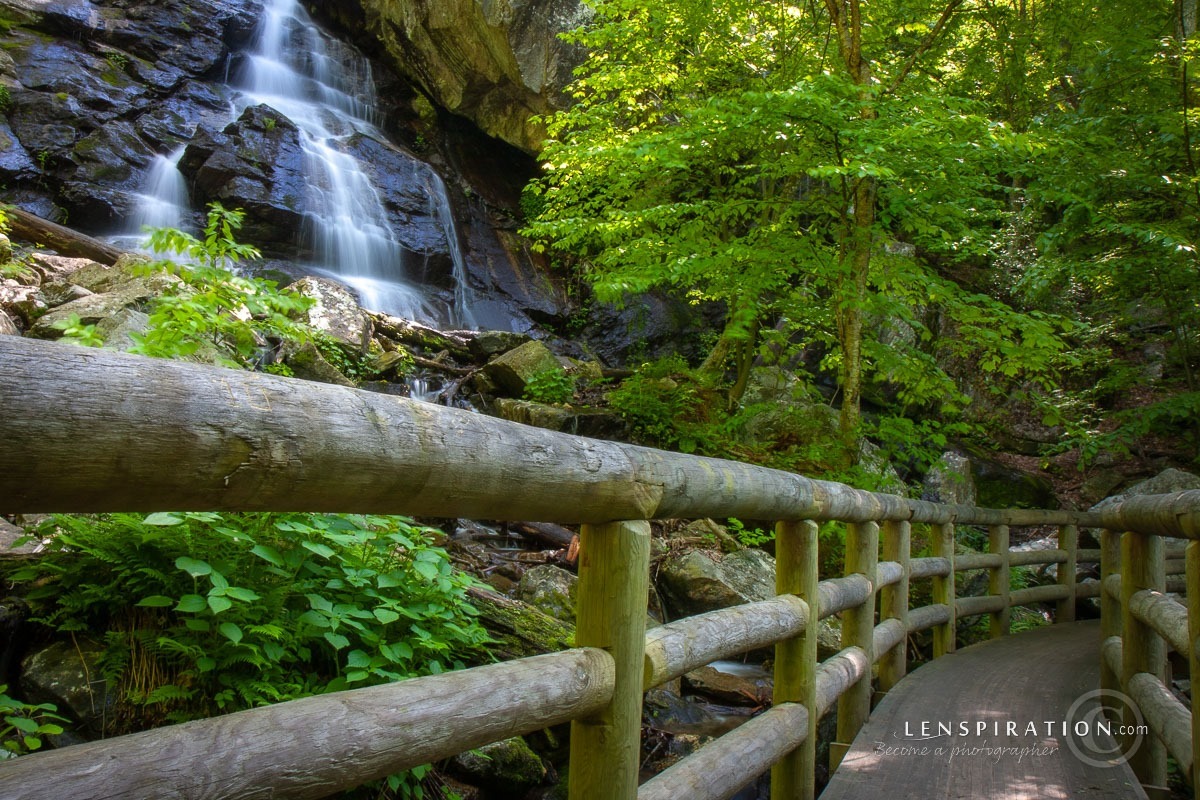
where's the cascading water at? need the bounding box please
[111,147,190,251]
[119,0,480,328]
[236,0,439,323]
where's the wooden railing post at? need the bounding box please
[989,524,1011,638]
[772,520,820,800]
[1100,528,1122,721]
[1121,531,1166,790]
[879,519,910,693]
[1187,541,1200,797]
[569,521,651,800]
[831,520,879,771]
[932,522,956,658]
[1056,524,1078,623]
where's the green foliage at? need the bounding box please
[726,518,772,548]
[14,512,490,721]
[523,369,575,405]
[0,84,10,113]
[606,356,711,452]
[130,203,313,368]
[14,512,488,793]
[50,313,104,347]
[0,686,66,759]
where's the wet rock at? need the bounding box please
[0,120,38,179]
[20,639,116,737]
[922,451,977,507]
[485,339,564,396]
[450,736,547,798]
[182,105,311,254]
[287,276,373,349]
[516,564,576,624]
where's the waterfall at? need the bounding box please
[111,148,190,251]
[118,0,479,328]
[236,0,440,323]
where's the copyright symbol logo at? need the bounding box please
[1065,689,1141,769]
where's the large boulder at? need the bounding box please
[449,736,547,798]
[656,547,842,658]
[484,339,564,396]
[20,639,116,737]
[1091,468,1200,512]
[286,276,373,349]
[515,564,576,624]
[922,451,977,507]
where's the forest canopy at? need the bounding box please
[522,0,1200,466]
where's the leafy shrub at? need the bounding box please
[131,203,314,367]
[0,687,65,758]
[13,512,491,726]
[606,356,709,451]
[524,369,575,404]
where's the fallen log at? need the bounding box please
[5,207,125,265]
[510,521,578,549]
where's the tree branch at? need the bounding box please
[887,0,966,93]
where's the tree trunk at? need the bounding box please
[5,207,126,265]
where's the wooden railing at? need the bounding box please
[1,336,1199,799]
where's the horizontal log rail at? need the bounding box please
[2,336,1200,799]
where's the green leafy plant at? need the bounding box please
[131,203,313,368]
[0,686,66,759]
[726,518,773,548]
[523,369,575,405]
[50,313,104,347]
[13,511,490,790]
[104,51,128,71]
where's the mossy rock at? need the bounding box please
[450,737,546,797]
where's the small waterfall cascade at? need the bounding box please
[237,0,437,322]
[423,170,479,330]
[112,148,190,251]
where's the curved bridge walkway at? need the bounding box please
[821,621,1148,799]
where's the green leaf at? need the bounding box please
[143,512,183,526]
[218,622,243,644]
[175,557,212,577]
[302,541,336,559]
[6,716,38,733]
[207,595,233,614]
[196,657,217,672]
[324,632,350,650]
[346,649,372,668]
[175,595,207,613]
[373,608,400,624]
[250,545,285,567]
[137,595,176,608]
[225,587,261,602]
[412,560,439,581]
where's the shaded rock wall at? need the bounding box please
[324,0,588,154]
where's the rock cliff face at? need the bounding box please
[324,0,588,154]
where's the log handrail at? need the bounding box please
[2,335,1200,799]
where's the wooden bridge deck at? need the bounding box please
[820,620,1149,799]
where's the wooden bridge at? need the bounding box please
[1,335,1198,799]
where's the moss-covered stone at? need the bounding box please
[451,736,546,797]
